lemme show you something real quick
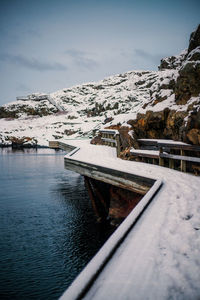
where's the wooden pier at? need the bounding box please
[49,139,200,300]
[49,139,156,223]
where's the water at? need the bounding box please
[0,148,113,299]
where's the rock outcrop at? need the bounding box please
[124,25,200,146]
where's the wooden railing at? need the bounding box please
[158,141,200,172]
[131,139,200,174]
[99,129,121,157]
[49,141,76,152]
[50,136,200,174]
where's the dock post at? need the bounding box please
[84,177,102,222]
[84,177,109,223]
[90,179,109,217]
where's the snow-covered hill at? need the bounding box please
[0,25,200,147]
[0,70,162,146]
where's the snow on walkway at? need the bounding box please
[61,140,200,300]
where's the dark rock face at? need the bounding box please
[185,105,200,144]
[187,46,200,61]
[188,24,200,53]
[127,99,200,145]
[128,109,170,140]
[175,61,200,104]
[175,25,200,104]
[91,25,200,147]
[159,25,200,72]
[128,24,200,146]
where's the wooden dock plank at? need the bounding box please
[64,157,155,195]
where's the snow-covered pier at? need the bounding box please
[49,139,200,300]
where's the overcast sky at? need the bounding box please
[0,0,199,106]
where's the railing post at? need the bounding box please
[180,149,186,172]
[116,133,121,157]
[169,149,174,169]
[159,147,164,166]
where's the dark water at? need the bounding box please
[0,148,112,300]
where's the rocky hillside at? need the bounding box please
[0,25,199,147]
[105,24,200,148]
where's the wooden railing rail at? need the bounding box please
[134,139,200,174]
[99,129,121,157]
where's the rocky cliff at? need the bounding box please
[105,25,200,148]
[0,25,199,147]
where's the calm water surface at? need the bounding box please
[0,148,113,299]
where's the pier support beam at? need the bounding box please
[84,177,109,223]
[84,176,143,226]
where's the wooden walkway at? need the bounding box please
[49,139,200,300]
[49,139,155,195]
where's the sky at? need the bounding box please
[0,0,199,106]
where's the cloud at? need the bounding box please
[134,49,167,64]
[0,53,68,71]
[65,49,98,70]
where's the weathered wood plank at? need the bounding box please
[157,142,200,151]
[58,142,76,152]
[180,149,186,172]
[64,157,155,195]
[138,139,200,152]
[160,153,200,163]
[116,134,121,157]
[153,158,157,165]
[169,158,175,169]
[130,151,159,159]
[49,141,60,148]
[102,137,117,145]
[84,177,102,221]
[100,129,118,135]
[49,140,76,152]
[138,139,158,147]
[159,147,165,167]
[169,149,175,169]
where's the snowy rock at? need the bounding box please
[187,46,200,61]
[175,61,200,104]
[158,50,187,71]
